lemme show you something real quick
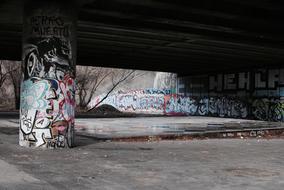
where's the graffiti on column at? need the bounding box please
[24,37,73,80]
[20,14,75,148]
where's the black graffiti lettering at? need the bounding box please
[206,69,283,92]
[268,69,279,89]
[209,74,222,91]
[30,17,39,26]
[53,26,70,37]
[24,37,72,80]
[23,118,32,130]
[30,16,69,37]
[38,119,44,125]
[32,26,69,37]
[46,136,66,148]
[238,72,250,90]
[255,70,266,89]
[32,26,51,36]
[224,74,237,90]
[31,16,64,26]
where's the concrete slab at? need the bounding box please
[0,116,283,139]
[0,159,55,190]
[75,116,283,138]
[0,128,284,190]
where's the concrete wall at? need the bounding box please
[90,68,284,122]
[177,68,284,122]
[89,89,171,114]
[88,71,177,113]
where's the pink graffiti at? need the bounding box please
[58,75,75,123]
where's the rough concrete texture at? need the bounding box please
[0,122,284,190]
[1,116,283,139]
[75,117,283,139]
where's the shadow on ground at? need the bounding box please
[75,134,104,147]
[0,127,18,135]
[0,126,103,148]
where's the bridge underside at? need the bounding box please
[1,0,284,76]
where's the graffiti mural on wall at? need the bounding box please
[117,94,164,113]
[90,88,166,114]
[209,69,284,92]
[164,96,208,116]
[164,96,248,118]
[164,96,283,121]
[208,97,248,118]
[176,68,284,122]
[20,10,75,148]
[252,98,284,121]
[90,89,284,122]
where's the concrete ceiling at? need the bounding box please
[0,0,284,75]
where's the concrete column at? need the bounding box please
[20,0,77,148]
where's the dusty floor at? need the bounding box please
[1,116,283,139]
[0,125,284,190]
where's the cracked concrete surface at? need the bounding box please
[0,123,284,190]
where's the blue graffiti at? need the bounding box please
[21,78,50,110]
[144,88,172,95]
